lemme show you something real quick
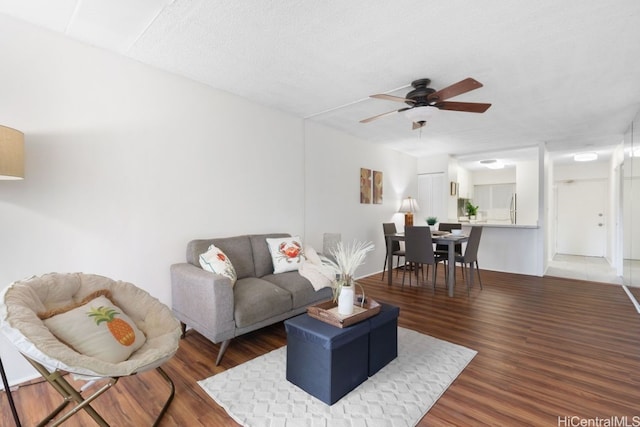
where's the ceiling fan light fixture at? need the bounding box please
[403,106,439,124]
[574,152,598,162]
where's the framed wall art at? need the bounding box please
[360,168,372,204]
[373,170,383,204]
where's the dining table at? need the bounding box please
[385,231,470,297]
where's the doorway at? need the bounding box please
[556,179,607,257]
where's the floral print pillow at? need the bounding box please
[199,245,238,285]
[266,236,306,274]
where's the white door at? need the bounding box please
[417,173,445,225]
[556,179,607,256]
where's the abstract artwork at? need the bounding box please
[360,168,372,204]
[373,170,383,204]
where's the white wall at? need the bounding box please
[416,154,459,220]
[554,161,609,181]
[304,121,416,276]
[472,168,516,185]
[516,160,539,225]
[0,16,416,385]
[0,14,307,385]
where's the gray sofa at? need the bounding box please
[170,233,333,364]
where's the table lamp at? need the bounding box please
[398,197,419,227]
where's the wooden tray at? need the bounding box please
[307,296,381,328]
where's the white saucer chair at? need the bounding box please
[0,273,182,427]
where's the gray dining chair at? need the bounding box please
[321,232,342,263]
[382,223,405,280]
[436,222,463,256]
[403,226,447,290]
[455,226,483,295]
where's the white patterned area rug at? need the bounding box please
[198,327,476,427]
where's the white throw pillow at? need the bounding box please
[266,236,306,274]
[303,244,323,266]
[42,294,146,363]
[200,245,237,285]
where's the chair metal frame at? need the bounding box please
[1,356,21,427]
[25,357,174,427]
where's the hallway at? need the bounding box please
[545,254,622,285]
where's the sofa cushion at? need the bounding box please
[250,233,290,278]
[186,237,255,279]
[233,277,293,328]
[212,236,257,279]
[262,272,332,309]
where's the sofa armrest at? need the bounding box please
[170,263,236,344]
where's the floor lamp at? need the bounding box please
[1,124,25,426]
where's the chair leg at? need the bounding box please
[382,253,388,280]
[432,263,437,293]
[476,260,483,289]
[26,357,114,427]
[401,263,407,287]
[153,367,175,427]
[465,263,471,296]
[25,358,175,427]
[180,321,187,338]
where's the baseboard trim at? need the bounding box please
[622,285,640,314]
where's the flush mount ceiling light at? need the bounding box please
[574,152,598,162]
[480,159,505,169]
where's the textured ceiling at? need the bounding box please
[2,0,640,168]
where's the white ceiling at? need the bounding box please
[2,0,640,168]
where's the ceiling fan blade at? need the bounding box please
[360,107,410,123]
[434,101,492,113]
[370,94,416,104]
[412,121,427,130]
[428,78,483,102]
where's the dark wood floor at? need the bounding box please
[2,268,640,426]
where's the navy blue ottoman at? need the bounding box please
[367,302,400,376]
[285,314,370,405]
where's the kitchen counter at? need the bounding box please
[461,222,539,229]
[451,219,539,229]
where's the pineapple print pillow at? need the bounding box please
[39,290,146,364]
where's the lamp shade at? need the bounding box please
[403,106,439,124]
[0,125,24,180]
[398,197,420,213]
